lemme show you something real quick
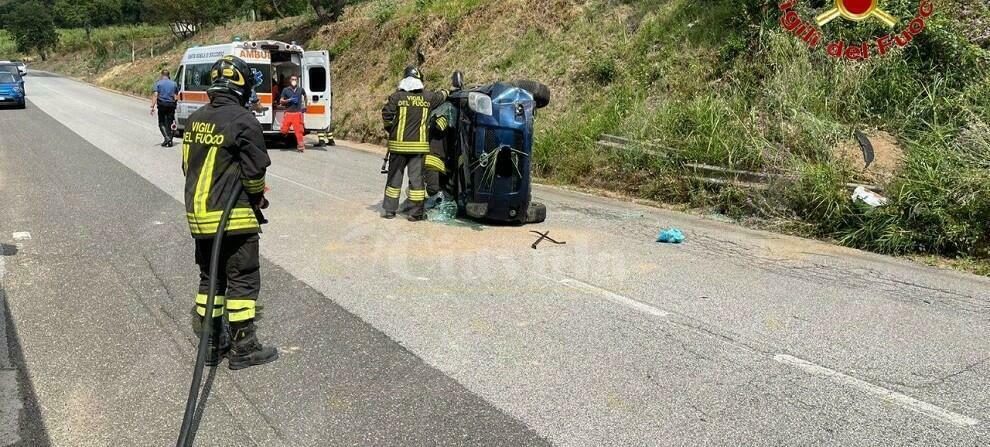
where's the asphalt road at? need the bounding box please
[0,72,987,446]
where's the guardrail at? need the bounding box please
[595,134,882,192]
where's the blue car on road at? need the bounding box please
[0,72,26,109]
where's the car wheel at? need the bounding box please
[512,80,551,109]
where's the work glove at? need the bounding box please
[249,192,269,210]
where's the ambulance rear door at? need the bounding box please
[302,51,331,131]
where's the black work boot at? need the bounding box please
[196,316,230,367]
[227,320,278,370]
[382,211,396,219]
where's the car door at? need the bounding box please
[302,51,331,131]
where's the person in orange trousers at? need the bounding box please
[279,74,307,152]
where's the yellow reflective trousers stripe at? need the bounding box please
[408,189,427,201]
[385,186,401,199]
[195,293,225,318]
[226,299,256,322]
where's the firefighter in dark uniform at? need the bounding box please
[381,66,448,221]
[183,55,278,370]
[425,102,456,199]
[314,127,335,147]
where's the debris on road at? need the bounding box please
[531,230,566,249]
[427,193,459,222]
[851,186,888,207]
[657,228,685,244]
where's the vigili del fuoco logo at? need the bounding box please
[779,0,935,61]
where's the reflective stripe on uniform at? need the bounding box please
[242,177,266,194]
[195,293,225,318]
[387,141,430,153]
[188,208,259,235]
[409,189,427,201]
[188,145,261,235]
[424,155,446,173]
[182,142,191,174]
[396,107,408,142]
[194,146,219,217]
[226,298,256,322]
[419,107,428,143]
[385,186,401,199]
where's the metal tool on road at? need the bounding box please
[176,182,243,447]
[531,230,566,249]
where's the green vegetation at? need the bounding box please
[0,30,16,57]
[56,25,171,53]
[1,0,59,60]
[8,0,990,271]
[54,0,124,41]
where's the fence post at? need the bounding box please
[132,42,135,62]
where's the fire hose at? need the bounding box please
[175,181,246,447]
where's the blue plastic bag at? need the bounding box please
[657,228,685,244]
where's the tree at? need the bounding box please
[120,0,146,24]
[143,0,239,30]
[243,0,308,20]
[309,0,347,23]
[3,1,59,60]
[54,0,123,41]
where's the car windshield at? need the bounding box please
[0,73,17,83]
[0,65,17,75]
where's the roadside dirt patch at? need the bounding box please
[834,131,905,184]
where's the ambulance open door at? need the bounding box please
[302,51,331,132]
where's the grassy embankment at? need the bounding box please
[12,0,990,274]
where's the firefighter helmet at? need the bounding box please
[208,55,255,101]
[403,65,422,81]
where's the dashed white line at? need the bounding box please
[11,232,31,241]
[559,278,669,317]
[774,354,980,428]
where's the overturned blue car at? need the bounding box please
[430,73,550,225]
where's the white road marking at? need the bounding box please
[774,354,981,428]
[559,278,669,317]
[11,232,30,241]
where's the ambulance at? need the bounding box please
[174,40,332,144]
